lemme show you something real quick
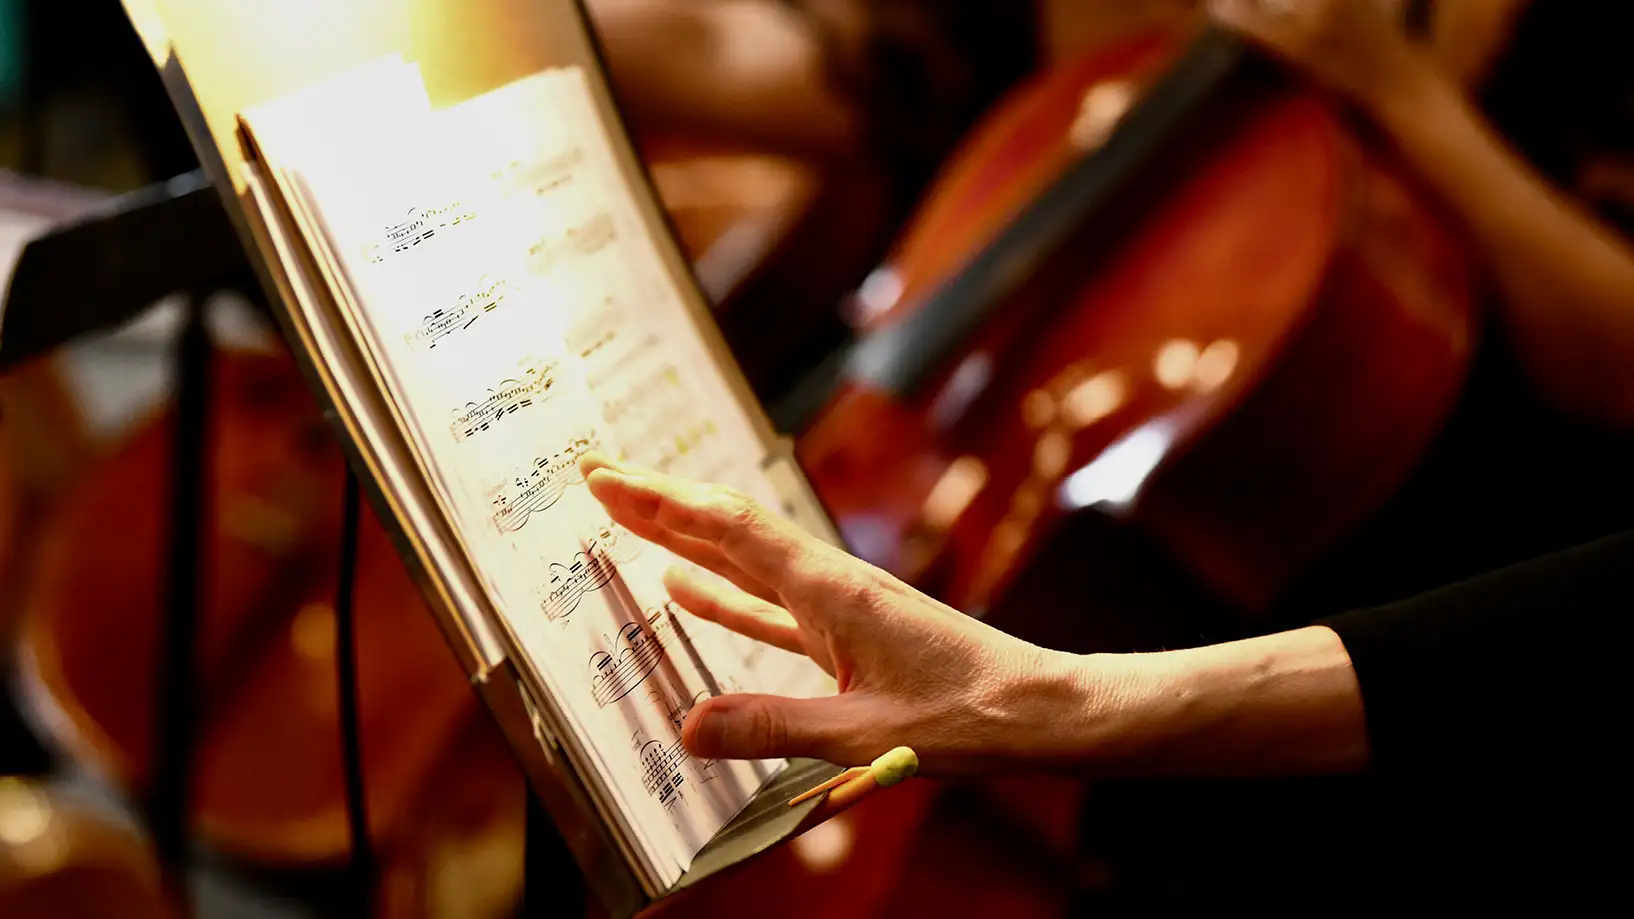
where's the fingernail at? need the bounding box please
[583,468,623,492]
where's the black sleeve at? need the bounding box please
[1317,528,1632,780]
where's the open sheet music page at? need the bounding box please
[241,62,832,886]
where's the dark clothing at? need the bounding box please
[1078,525,1632,917]
[1480,0,1634,237]
[1320,527,1631,781]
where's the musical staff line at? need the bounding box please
[536,547,616,624]
[405,274,509,350]
[487,434,598,533]
[590,603,676,707]
[361,200,478,263]
[449,360,556,442]
[639,736,690,808]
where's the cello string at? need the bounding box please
[149,288,211,910]
[335,464,374,913]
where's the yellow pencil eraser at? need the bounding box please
[869,747,919,787]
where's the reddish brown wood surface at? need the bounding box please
[799,31,1476,617]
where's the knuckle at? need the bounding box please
[705,485,757,525]
[747,699,791,756]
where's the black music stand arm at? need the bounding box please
[336,467,375,914]
[0,169,254,372]
[148,287,209,906]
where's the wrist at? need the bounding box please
[1003,647,1161,773]
[1051,627,1371,778]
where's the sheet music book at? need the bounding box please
[234,56,836,893]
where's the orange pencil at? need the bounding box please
[788,766,868,806]
[791,747,919,829]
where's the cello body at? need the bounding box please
[13,344,480,869]
[798,31,1477,618]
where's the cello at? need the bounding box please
[795,20,1476,626]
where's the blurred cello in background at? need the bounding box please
[795,20,1477,632]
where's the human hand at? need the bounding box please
[1208,0,1437,113]
[578,454,1124,776]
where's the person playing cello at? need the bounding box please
[584,0,1634,912]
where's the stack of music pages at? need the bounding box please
[235,56,834,895]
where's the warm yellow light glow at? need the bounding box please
[990,520,1028,559]
[792,815,855,873]
[0,778,50,847]
[922,456,989,530]
[292,602,337,661]
[1022,389,1056,429]
[1062,371,1125,427]
[1154,339,1199,390]
[1033,431,1072,479]
[1194,339,1239,391]
[1071,81,1135,150]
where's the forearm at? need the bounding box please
[1362,64,1634,424]
[1058,627,1369,778]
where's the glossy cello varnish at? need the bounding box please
[798,31,1477,615]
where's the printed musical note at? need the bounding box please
[449,359,556,442]
[525,211,617,275]
[639,736,690,808]
[404,274,509,350]
[361,200,478,262]
[486,434,598,533]
[631,686,723,804]
[589,602,676,707]
[535,548,617,623]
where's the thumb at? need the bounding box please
[683,693,868,763]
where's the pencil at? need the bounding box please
[791,747,919,828]
[788,766,868,806]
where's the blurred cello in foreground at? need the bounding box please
[12,343,471,859]
[796,21,1476,624]
[0,777,169,919]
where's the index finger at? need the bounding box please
[580,459,820,597]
